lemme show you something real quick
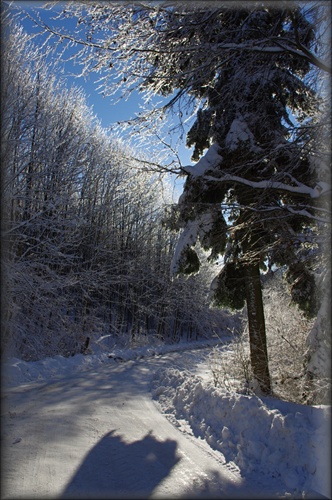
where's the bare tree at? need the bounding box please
[2,17,225,359]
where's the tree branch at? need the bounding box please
[201,173,331,200]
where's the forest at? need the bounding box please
[2,21,233,360]
[1,2,331,404]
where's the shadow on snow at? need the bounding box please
[60,429,180,499]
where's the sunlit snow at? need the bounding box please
[183,143,223,178]
[2,337,330,499]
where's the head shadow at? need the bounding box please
[61,429,180,499]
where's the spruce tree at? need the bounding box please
[158,5,324,394]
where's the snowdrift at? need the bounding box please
[2,341,330,498]
[152,367,331,498]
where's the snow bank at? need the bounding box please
[152,367,331,498]
[1,338,221,388]
[1,353,111,387]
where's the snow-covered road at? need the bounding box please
[1,351,294,499]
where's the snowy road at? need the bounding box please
[0,352,320,499]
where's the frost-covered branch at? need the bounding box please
[209,40,331,74]
[201,174,330,200]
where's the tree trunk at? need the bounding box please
[245,262,271,394]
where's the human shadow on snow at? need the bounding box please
[61,429,180,499]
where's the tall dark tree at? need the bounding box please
[165,6,323,393]
[140,3,327,394]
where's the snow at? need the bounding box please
[170,211,214,276]
[313,181,331,198]
[2,338,331,499]
[225,114,262,153]
[170,221,200,276]
[152,367,331,498]
[201,172,331,203]
[306,290,331,379]
[183,143,223,178]
[1,339,220,388]
[181,143,330,204]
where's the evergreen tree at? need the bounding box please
[148,4,327,394]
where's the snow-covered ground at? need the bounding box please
[2,339,331,499]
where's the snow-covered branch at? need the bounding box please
[219,202,330,225]
[202,174,330,200]
[183,143,330,201]
[210,40,331,74]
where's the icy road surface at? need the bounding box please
[1,352,305,499]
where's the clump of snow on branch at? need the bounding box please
[171,144,225,276]
[170,222,200,277]
[183,143,223,178]
[170,209,216,276]
[225,114,262,153]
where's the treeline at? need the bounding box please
[1,24,234,360]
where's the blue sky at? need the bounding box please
[7,1,195,170]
